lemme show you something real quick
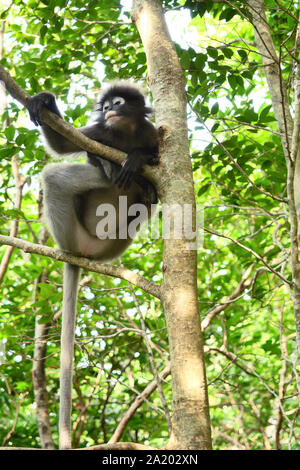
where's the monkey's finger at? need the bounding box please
[122,173,134,190]
[116,169,132,189]
[149,156,159,166]
[121,169,133,188]
[115,168,127,186]
[29,113,39,126]
[35,105,44,126]
[29,100,45,126]
[115,174,127,188]
[30,109,42,126]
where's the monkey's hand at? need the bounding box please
[115,149,159,190]
[27,92,62,126]
[147,154,159,166]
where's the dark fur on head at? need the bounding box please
[97,82,153,116]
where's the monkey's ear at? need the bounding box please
[144,106,154,115]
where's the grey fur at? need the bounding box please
[59,263,80,450]
[29,83,158,449]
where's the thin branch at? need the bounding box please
[108,365,170,443]
[32,228,55,450]
[274,0,300,24]
[0,64,159,186]
[244,0,294,159]
[275,306,289,449]
[216,38,255,49]
[248,396,272,449]
[1,393,28,446]
[0,234,161,299]
[201,264,255,330]
[208,346,293,427]
[72,368,102,448]
[0,26,27,283]
[203,226,291,286]
[213,115,281,136]
[128,281,171,430]
[192,105,287,204]
[0,442,157,450]
[214,430,247,450]
[0,157,26,284]
[290,21,300,163]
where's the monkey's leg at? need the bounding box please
[41,163,110,253]
[42,163,110,449]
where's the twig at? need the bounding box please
[201,264,255,330]
[0,157,26,284]
[192,105,287,204]
[203,226,291,287]
[1,392,28,446]
[127,281,171,430]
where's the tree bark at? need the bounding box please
[132,0,212,450]
[32,313,55,449]
[32,226,55,450]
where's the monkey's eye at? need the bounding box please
[103,100,110,112]
[112,96,125,107]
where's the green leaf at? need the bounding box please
[211,102,219,114]
[211,122,220,133]
[235,75,244,89]
[4,126,15,141]
[222,48,234,59]
[228,74,237,88]
[261,339,281,355]
[207,47,218,59]
[0,147,17,159]
[259,105,273,123]
[219,8,237,22]
[238,49,248,62]
[180,50,191,69]
[198,183,211,196]
[195,53,207,70]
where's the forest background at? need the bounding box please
[0,0,299,451]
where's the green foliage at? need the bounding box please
[0,0,299,452]
[186,0,299,451]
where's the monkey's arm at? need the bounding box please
[115,147,159,189]
[27,92,102,155]
[115,121,159,189]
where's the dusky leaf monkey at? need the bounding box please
[27,82,159,449]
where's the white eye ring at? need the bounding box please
[112,96,125,106]
[103,100,110,111]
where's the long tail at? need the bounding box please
[59,263,80,450]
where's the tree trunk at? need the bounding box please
[32,262,55,450]
[132,0,212,450]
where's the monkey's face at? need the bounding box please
[100,95,145,131]
[102,96,127,128]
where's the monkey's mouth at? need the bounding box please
[106,111,121,124]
